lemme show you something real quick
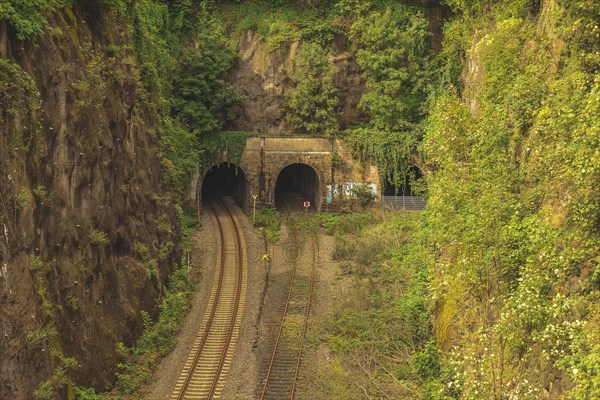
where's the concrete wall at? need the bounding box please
[191,137,380,211]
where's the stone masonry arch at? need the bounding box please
[189,136,380,213]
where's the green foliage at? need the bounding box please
[412,341,442,381]
[252,207,281,243]
[344,127,418,191]
[74,387,106,400]
[222,1,339,52]
[340,3,432,192]
[34,357,77,400]
[423,1,600,398]
[349,5,431,130]
[321,213,435,398]
[171,10,242,136]
[557,0,600,73]
[197,131,255,169]
[25,324,57,348]
[0,59,42,157]
[89,230,109,245]
[130,0,175,108]
[114,263,194,396]
[29,255,44,272]
[14,190,31,209]
[286,41,339,136]
[0,0,72,41]
[317,211,382,236]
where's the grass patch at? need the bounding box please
[89,229,109,245]
[316,211,383,236]
[252,207,281,243]
[315,212,438,399]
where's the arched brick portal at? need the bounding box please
[275,163,322,211]
[189,137,380,213]
[197,162,249,212]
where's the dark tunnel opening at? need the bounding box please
[383,165,425,196]
[201,163,249,211]
[275,163,320,212]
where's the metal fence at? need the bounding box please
[381,196,426,211]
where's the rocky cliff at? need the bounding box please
[0,6,179,399]
[226,1,449,134]
[227,30,368,134]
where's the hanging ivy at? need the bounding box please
[343,127,419,190]
[197,131,256,170]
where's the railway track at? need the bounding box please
[171,197,247,400]
[258,197,317,400]
[276,192,306,213]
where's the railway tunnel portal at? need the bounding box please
[192,137,381,213]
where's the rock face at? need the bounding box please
[227,30,368,134]
[0,8,179,400]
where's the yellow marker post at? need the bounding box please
[262,253,269,268]
[252,194,258,222]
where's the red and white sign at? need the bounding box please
[303,201,311,208]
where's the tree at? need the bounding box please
[286,41,339,137]
[171,9,242,136]
[349,6,430,131]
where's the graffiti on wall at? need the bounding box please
[326,183,377,203]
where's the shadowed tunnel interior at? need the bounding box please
[275,163,320,212]
[383,165,424,196]
[202,163,249,210]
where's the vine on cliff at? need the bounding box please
[339,2,432,192]
[423,1,600,398]
[0,59,43,158]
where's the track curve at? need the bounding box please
[171,197,247,400]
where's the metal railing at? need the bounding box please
[381,195,426,211]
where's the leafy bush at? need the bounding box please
[253,208,281,243]
[286,41,339,136]
[0,0,72,41]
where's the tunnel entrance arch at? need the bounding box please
[381,165,426,210]
[275,163,321,212]
[201,162,249,211]
[382,165,424,196]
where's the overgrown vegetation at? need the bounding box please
[0,58,43,158]
[422,0,600,398]
[0,0,72,40]
[341,1,432,192]
[285,41,338,136]
[311,212,437,399]
[111,264,194,397]
[252,207,281,243]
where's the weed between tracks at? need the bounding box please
[252,207,281,243]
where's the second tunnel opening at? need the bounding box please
[275,163,320,212]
